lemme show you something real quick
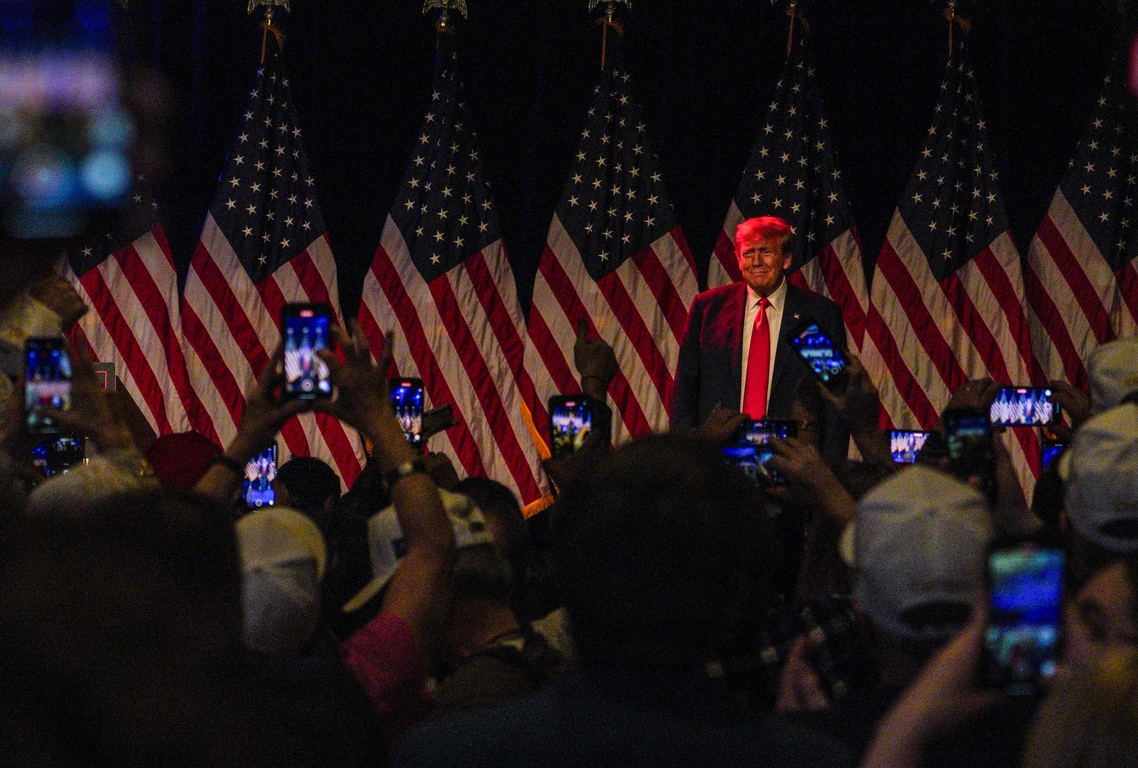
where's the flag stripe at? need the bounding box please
[862,305,935,428]
[77,258,174,435]
[465,246,526,374]
[535,232,655,440]
[596,259,672,405]
[875,238,966,394]
[1119,261,1138,332]
[632,231,689,343]
[431,270,541,499]
[1036,214,1115,344]
[365,239,489,479]
[1024,261,1092,388]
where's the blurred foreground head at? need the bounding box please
[551,433,766,669]
[844,464,991,643]
[1064,403,1138,589]
[0,488,302,766]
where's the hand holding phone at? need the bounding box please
[890,430,931,464]
[243,443,278,508]
[789,318,850,393]
[983,543,1064,695]
[548,394,610,461]
[722,418,797,486]
[389,378,425,446]
[989,387,1059,427]
[281,304,333,400]
[25,336,72,434]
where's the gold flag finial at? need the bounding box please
[589,0,629,70]
[424,0,467,34]
[248,0,289,62]
[588,0,630,10]
[943,1,970,55]
[248,0,289,26]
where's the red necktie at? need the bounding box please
[743,297,770,420]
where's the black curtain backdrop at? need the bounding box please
[122,0,1118,319]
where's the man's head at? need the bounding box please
[1065,558,1138,668]
[1065,404,1138,579]
[552,434,766,669]
[236,507,327,656]
[843,465,991,643]
[451,476,528,581]
[734,216,794,297]
[275,456,341,511]
[1087,337,1138,415]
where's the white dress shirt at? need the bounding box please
[739,278,787,413]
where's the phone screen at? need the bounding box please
[31,436,85,476]
[25,336,72,434]
[890,430,930,464]
[549,395,593,461]
[1041,441,1066,472]
[790,320,849,391]
[740,419,798,444]
[944,410,996,502]
[243,444,277,508]
[984,545,1064,695]
[722,419,796,486]
[389,378,425,445]
[989,387,1059,427]
[282,305,332,399]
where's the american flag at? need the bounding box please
[522,59,698,446]
[709,46,867,351]
[180,39,364,487]
[859,43,1041,495]
[357,39,544,508]
[1025,52,1138,390]
[63,180,205,437]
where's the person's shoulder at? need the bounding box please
[690,282,744,315]
[696,282,743,303]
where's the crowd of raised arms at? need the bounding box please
[0,266,1136,767]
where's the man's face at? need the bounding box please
[1064,560,1138,668]
[736,234,792,297]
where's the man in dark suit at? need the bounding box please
[671,216,848,466]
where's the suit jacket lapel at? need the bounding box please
[725,282,747,408]
[770,283,804,400]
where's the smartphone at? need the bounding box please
[989,387,1059,427]
[0,9,134,239]
[944,408,996,503]
[243,443,277,508]
[389,378,425,446]
[549,393,611,461]
[25,336,72,434]
[983,544,1065,695]
[722,419,797,486]
[1041,437,1067,473]
[789,318,850,393]
[31,436,86,476]
[281,303,333,400]
[890,429,931,464]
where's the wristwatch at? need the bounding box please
[382,458,428,495]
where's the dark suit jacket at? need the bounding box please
[670,281,849,466]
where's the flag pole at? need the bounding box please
[785,0,798,57]
[943,1,971,56]
[589,0,629,70]
[248,0,289,62]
